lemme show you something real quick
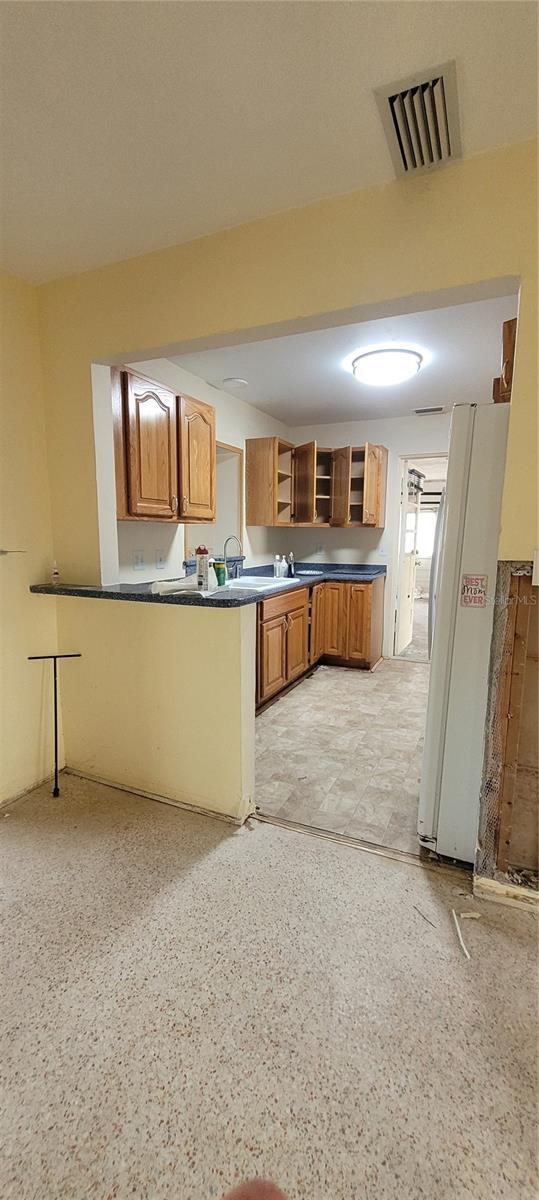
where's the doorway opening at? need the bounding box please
[394,455,448,664]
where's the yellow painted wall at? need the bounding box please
[56,598,256,822]
[37,139,537,582]
[0,271,61,801]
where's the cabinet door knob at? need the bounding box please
[171,495,178,513]
[181,496,188,515]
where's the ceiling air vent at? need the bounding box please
[375,61,461,178]
[414,406,445,416]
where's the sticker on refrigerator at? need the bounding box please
[460,574,488,607]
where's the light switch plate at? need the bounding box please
[156,550,166,570]
[133,551,145,571]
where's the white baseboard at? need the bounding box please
[473,874,538,911]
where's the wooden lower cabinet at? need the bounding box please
[257,577,384,706]
[324,581,348,658]
[331,577,384,669]
[259,614,287,703]
[287,606,309,681]
[310,583,326,663]
[258,588,309,704]
[347,584,369,661]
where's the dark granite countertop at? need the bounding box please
[30,563,386,609]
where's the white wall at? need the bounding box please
[110,359,286,581]
[185,446,240,561]
[287,412,451,654]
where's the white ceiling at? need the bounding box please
[0,2,537,282]
[171,294,518,424]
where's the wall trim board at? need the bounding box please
[473,874,538,911]
[65,768,252,826]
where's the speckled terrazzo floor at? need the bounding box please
[256,661,429,852]
[1,775,537,1200]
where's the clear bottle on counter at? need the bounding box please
[274,555,281,577]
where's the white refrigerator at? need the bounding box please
[418,402,510,863]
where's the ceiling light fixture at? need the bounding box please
[351,347,423,387]
[222,377,248,389]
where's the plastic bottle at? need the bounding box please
[208,558,218,590]
[287,552,295,578]
[274,555,281,578]
[280,555,288,578]
[196,545,209,590]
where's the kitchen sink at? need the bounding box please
[223,576,299,591]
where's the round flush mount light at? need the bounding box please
[351,347,423,387]
[222,377,248,389]
[345,345,427,386]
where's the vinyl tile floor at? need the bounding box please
[1,775,537,1200]
[256,660,429,853]
[397,597,429,664]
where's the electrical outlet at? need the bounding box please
[133,550,145,571]
[155,550,166,570]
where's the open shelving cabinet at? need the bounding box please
[246,437,387,528]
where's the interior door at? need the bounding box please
[124,372,178,519]
[330,447,352,525]
[286,605,309,681]
[293,441,316,523]
[179,396,216,520]
[395,478,420,654]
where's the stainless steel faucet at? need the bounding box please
[223,535,243,579]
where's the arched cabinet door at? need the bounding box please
[124,372,178,518]
[178,396,216,520]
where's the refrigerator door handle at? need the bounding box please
[428,488,446,657]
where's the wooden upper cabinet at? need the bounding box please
[347,584,369,661]
[123,371,178,519]
[293,441,316,523]
[330,447,352,526]
[178,395,216,520]
[363,443,388,527]
[246,437,294,525]
[493,317,517,403]
[245,436,387,529]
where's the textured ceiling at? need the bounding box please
[171,294,518,424]
[0,1,537,281]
